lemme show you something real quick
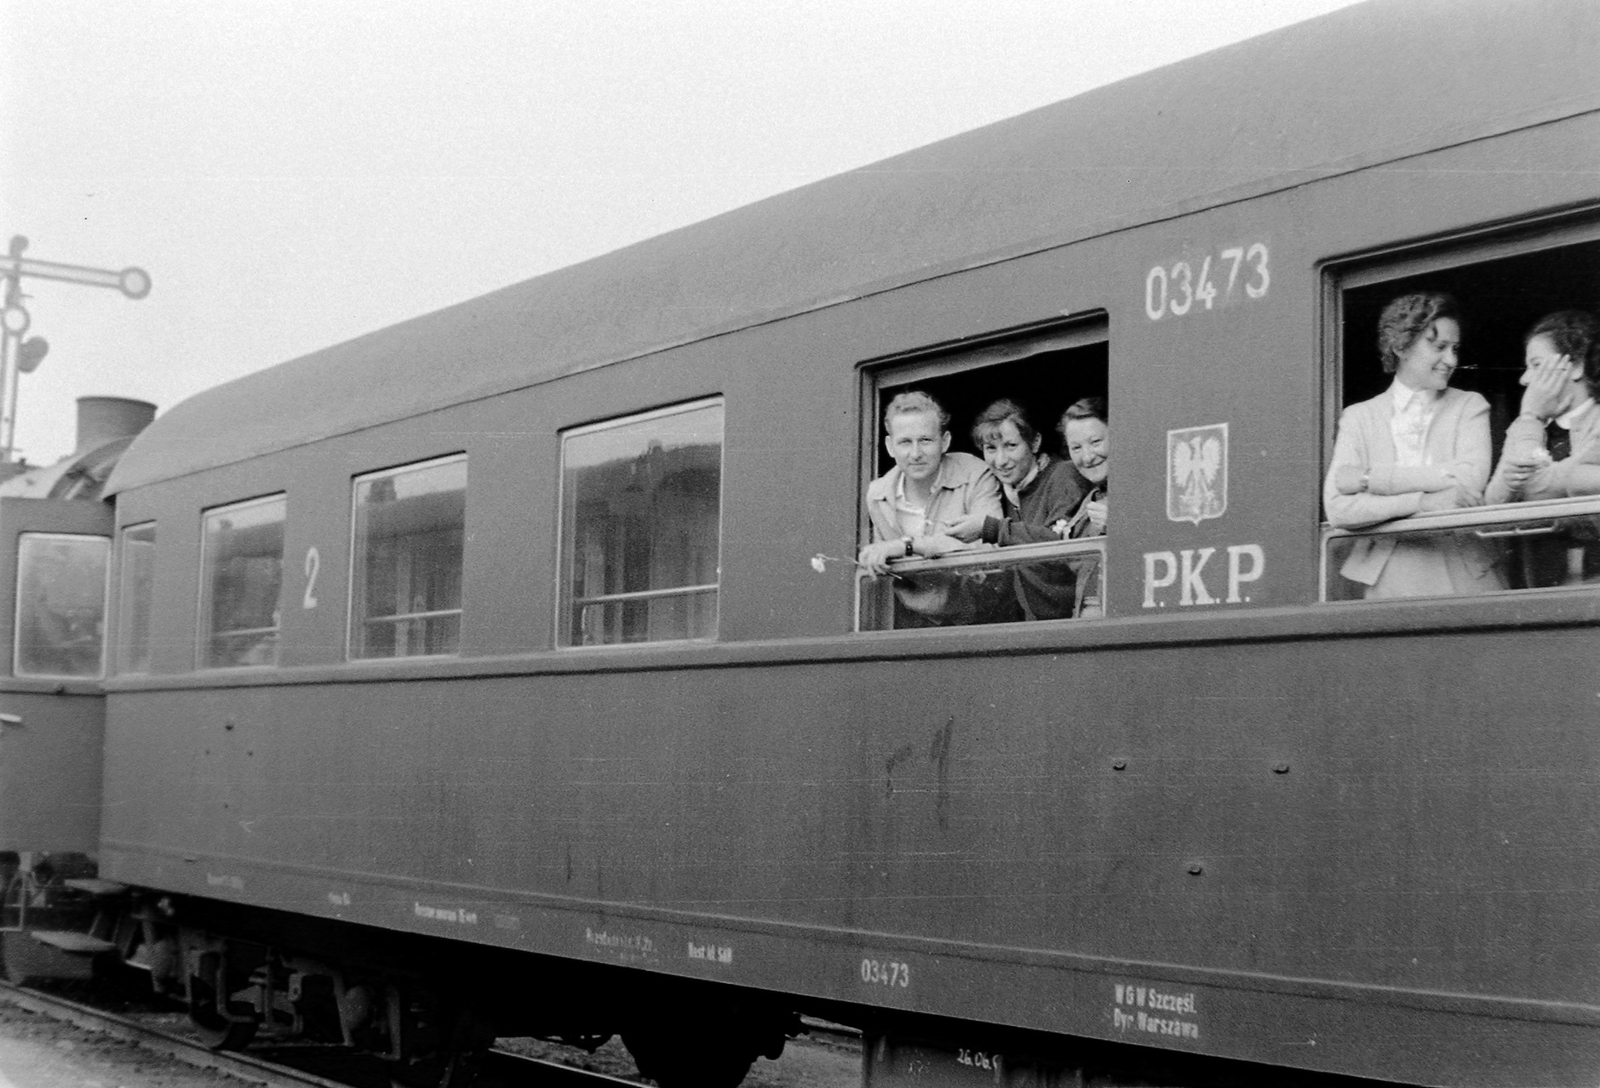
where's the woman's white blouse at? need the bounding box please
[1389,379,1438,468]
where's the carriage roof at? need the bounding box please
[108,0,1600,494]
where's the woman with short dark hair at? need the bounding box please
[1487,309,1600,503]
[1323,291,1502,597]
[946,398,1088,620]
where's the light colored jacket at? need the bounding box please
[1485,399,1600,504]
[865,452,1002,542]
[1323,387,1491,587]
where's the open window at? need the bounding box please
[557,398,723,647]
[349,455,466,659]
[199,495,285,668]
[1323,216,1600,601]
[857,318,1108,630]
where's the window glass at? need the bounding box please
[350,456,466,659]
[559,399,722,647]
[14,533,109,678]
[1323,498,1600,601]
[199,496,285,668]
[857,323,1108,629]
[116,522,156,673]
[857,541,1106,631]
[1325,228,1600,603]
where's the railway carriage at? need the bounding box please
[0,398,154,978]
[21,1,1600,1085]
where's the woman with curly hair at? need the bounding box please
[1323,291,1502,598]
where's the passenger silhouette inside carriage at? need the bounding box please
[14,540,107,679]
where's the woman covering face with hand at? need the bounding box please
[1486,309,1600,503]
[1323,291,1502,598]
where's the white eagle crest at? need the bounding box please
[1167,423,1228,524]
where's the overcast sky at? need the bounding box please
[2,0,1364,465]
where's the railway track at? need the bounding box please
[0,979,647,1088]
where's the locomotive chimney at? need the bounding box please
[75,396,156,454]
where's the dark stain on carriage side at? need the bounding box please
[929,716,954,832]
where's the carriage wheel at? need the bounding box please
[187,953,258,1050]
[188,997,259,1050]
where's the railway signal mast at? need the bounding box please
[0,235,151,462]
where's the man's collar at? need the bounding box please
[893,469,915,504]
[894,458,949,502]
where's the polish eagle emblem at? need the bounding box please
[1167,423,1228,525]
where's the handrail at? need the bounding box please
[870,537,1104,577]
[1322,495,1600,539]
[363,607,463,625]
[210,624,279,639]
[573,583,718,607]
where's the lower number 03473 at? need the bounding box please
[860,958,911,988]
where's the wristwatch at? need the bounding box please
[903,537,915,558]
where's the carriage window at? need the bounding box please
[199,495,285,668]
[14,533,109,679]
[349,455,466,659]
[857,320,1107,630]
[116,522,156,673]
[558,399,722,647]
[1323,224,1600,602]
[1324,498,1600,601]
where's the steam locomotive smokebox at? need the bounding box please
[74,397,155,454]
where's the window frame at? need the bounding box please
[1318,206,1600,604]
[196,492,287,670]
[554,396,725,650]
[1321,208,1600,480]
[115,520,157,675]
[345,452,468,662]
[855,314,1110,630]
[852,537,1107,633]
[12,531,111,680]
[1319,495,1600,603]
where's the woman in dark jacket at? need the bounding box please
[949,399,1088,619]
